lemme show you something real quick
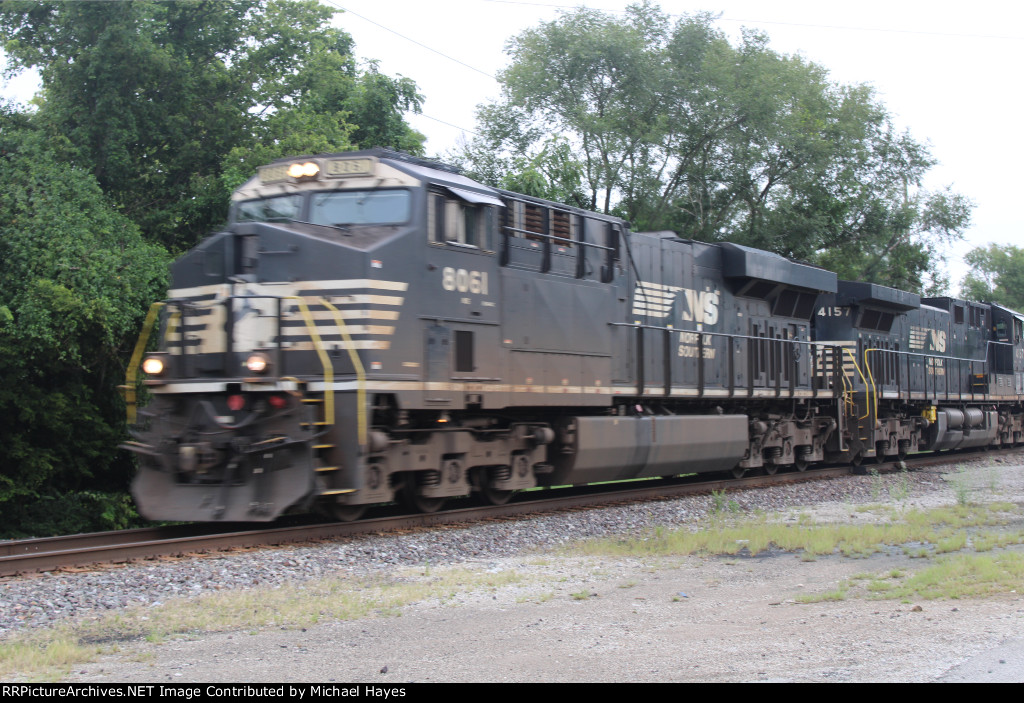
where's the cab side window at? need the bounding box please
[428,192,445,244]
[429,190,495,251]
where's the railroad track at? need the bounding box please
[2,448,1016,578]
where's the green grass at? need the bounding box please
[888,467,912,502]
[516,590,555,604]
[819,553,1024,602]
[886,553,1024,600]
[796,582,850,603]
[950,465,972,506]
[570,501,1024,571]
[0,566,525,681]
[934,531,968,554]
[710,489,741,515]
[564,491,1024,606]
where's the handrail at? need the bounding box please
[502,225,614,251]
[283,296,334,426]
[164,311,180,342]
[123,301,165,424]
[863,348,880,424]
[841,347,872,420]
[864,346,994,402]
[610,321,844,399]
[610,322,819,346]
[838,352,853,396]
[126,295,364,437]
[321,299,368,447]
[864,345,1001,366]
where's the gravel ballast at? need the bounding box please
[4,454,1024,682]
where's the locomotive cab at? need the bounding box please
[126,150,469,520]
[126,149,598,520]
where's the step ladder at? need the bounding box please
[299,390,351,497]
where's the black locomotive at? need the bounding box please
[123,149,1024,522]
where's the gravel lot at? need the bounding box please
[5,453,1024,682]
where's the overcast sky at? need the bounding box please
[3,0,1021,292]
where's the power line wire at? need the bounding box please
[413,111,483,138]
[325,1,1024,145]
[327,2,497,79]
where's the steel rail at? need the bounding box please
[3,447,1021,578]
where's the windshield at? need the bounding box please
[310,190,410,226]
[235,194,302,223]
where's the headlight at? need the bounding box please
[245,353,270,374]
[141,356,165,375]
[287,161,319,179]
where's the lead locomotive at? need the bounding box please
[123,149,1024,521]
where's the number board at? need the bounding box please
[258,163,291,184]
[324,158,376,178]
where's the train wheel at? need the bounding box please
[763,463,779,476]
[398,478,446,514]
[794,446,811,472]
[874,441,888,464]
[731,467,747,479]
[326,503,367,522]
[478,466,515,505]
[316,499,367,522]
[897,440,911,461]
[482,483,515,506]
[404,493,446,513]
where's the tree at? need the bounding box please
[491,1,668,214]
[459,1,971,293]
[453,127,589,206]
[960,244,1024,311]
[0,0,424,252]
[0,106,169,533]
[0,1,426,534]
[220,58,424,192]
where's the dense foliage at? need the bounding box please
[0,0,424,536]
[0,108,169,535]
[455,2,972,294]
[0,0,424,252]
[960,244,1024,312]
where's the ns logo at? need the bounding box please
[911,325,946,353]
[928,329,947,352]
[632,281,719,326]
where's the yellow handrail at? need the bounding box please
[321,299,368,447]
[164,311,180,342]
[863,348,884,427]
[841,347,872,420]
[838,371,856,422]
[125,296,346,431]
[835,347,851,394]
[124,301,166,424]
[283,296,334,426]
